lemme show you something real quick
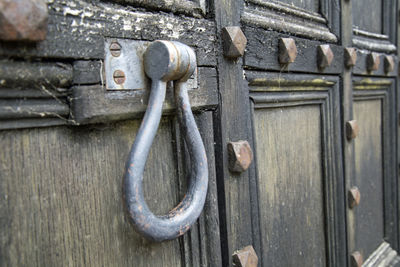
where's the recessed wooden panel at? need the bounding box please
[254,105,326,266]
[0,120,183,266]
[278,0,319,12]
[353,99,385,258]
[352,0,382,33]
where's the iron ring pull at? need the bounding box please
[124,40,208,242]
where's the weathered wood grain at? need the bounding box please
[0,119,186,266]
[253,105,327,267]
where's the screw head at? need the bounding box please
[222,26,247,59]
[279,38,298,64]
[350,251,363,267]
[348,186,361,208]
[384,55,394,73]
[367,52,380,71]
[113,70,126,84]
[228,140,253,173]
[317,44,334,69]
[346,120,359,140]
[232,245,258,267]
[344,47,357,68]
[0,0,48,41]
[110,42,122,57]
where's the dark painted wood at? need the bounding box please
[353,0,382,34]
[0,1,217,67]
[352,52,398,77]
[243,27,343,74]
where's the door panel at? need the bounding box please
[247,72,346,266]
[348,77,398,262]
[353,0,382,34]
[254,105,326,266]
[0,120,183,266]
[353,99,385,257]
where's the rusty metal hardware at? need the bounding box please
[351,251,364,267]
[222,26,247,59]
[344,47,357,68]
[113,70,126,84]
[232,245,258,267]
[109,42,122,57]
[384,55,394,73]
[346,120,359,140]
[367,52,380,71]
[279,38,298,64]
[348,186,361,208]
[124,40,208,242]
[317,44,334,69]
[228,141,253,173]
[0,0,48,41]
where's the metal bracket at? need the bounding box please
[104,38,197,90]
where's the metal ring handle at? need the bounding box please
[124,41,208,242]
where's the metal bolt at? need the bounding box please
[350,251,363,267]
[344,47,357,68]
[0,0,48,41]
[228,140,253,173]
[110,42,122,57]
[232,245,258,267]
[113,70,126,84]
[367,52,380,71]
[348,186,361,208]
[346,120,359,140]
[384,55,394,73]
[222,26,247,59]
[317,44,334,69]
[279,38,298,64]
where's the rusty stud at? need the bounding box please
[348,186,361,208]
[113,70,126,84]
[279,38,298,64]
[317,44,334,69]
[350,251,363,267]
[221,26,247,59]
[344,47,357,68]
[110,42,122,57]
[367,52,380,71]
[384,55,394,73]
[346,120,359,140]
[0,0,48,41]
[228,140,253,173]
[232,245,258,267]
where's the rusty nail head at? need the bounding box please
[110,42,122,57]
[279,38,298,64]
[346,120,359,140]
[317,44,334,69]
[228,140,253,173]
[348,186,361,208]
[113,70,126,84]
[232,245,258,267]
[221,26,247,59]
[344,47,357,68]
[367,52,380,71]
[351,251,363,267]
[0,0,48,41]
[384,55,394,73]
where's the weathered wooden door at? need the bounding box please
[0,0,399,266]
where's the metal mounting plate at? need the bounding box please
[104,38,197,90]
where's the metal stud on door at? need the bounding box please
[123,41,208,242]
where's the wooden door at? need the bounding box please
[0,0,399,266]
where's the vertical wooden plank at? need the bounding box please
[0,120,185,266]
[212,0,255,264]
